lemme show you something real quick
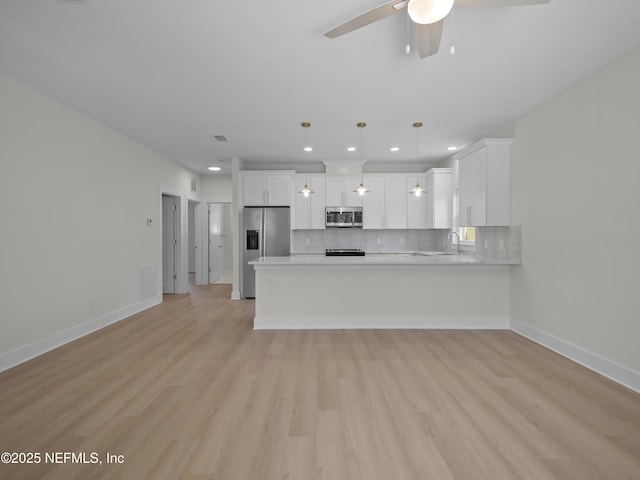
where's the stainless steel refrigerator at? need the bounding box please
[241,206,290,298]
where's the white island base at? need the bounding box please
[252,257,512,330]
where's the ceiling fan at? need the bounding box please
[324,0,551,59]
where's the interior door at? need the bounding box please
[162,194,178,294]
[208,203,223,283]
[220,203,233,274]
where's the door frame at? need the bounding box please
[159,188,188,294]
[189,199,208,286]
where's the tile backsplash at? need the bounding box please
[292,229,449,254]
[292,226,522,263]
[475,226,522,263]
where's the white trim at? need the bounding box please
[254,315,510,330]
[0,295,162,373]
[231,290,241,300]
[510,319,640,394]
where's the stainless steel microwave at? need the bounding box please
[325,207,363,228]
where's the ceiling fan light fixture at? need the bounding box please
[407,0,454,25]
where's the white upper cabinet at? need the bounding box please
[325,176,363,207]
[362,177,385,229]
[384,177,407,229]
[241,171,294,206]
[293,175,326,230]
[424,168,453,229]
[457,139,511,227]
[362,176,407,229]
[406,174,426,229]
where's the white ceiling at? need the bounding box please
[2,0,640,175]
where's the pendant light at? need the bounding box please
[409,122,427,197]
[297,122,315,197]
[407,0,454,25]
[353,122,369,196]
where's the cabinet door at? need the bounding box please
[425,170,453,229]
[266,175,291,206]
[242,176,266,206]
[325,177,345,207]
[424,173,435,229]
[362,177,384,229]
[407,174,425,229]
[343,176,364,207]
[384,177,407,229]
[458,148,487,226]
[432,171,453,228]
[293,176,311,229]
[308,175,326,229]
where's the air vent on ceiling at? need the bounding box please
[60,0,91,5]
[213,135,228,142]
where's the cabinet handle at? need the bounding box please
[467,206,472,225]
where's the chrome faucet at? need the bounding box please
[448,231,461,254]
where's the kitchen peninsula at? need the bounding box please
[250,252,519,330]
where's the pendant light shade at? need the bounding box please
[353,122,369,195]
[408,0,454,25]
[409,122,427,197]
[297,122,315,197]
[354,182,370,196]
[409,183,426,197]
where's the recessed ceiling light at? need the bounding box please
[447,146,457,151]
[390,147,400,152]
[304,146,313,152]
[347,147,356,152]
[208,166,221,171]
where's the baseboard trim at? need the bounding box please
[231,290,241,300]
[510,319,640,394]
[0,295,162,373]
[254,315,510,330]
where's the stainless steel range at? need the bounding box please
[325,249,365,256]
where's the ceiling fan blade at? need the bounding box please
[324,0,408,38]
[454,0,550,6]
[415,20,443,59]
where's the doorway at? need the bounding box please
[209,203,232,284]
[162,194,180,294]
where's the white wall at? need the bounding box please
[0,73,199,369]
[510,47,640,383]
[200,175,232,202]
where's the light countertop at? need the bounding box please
[250,251,519,267]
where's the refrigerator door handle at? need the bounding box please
[261,210,266,258]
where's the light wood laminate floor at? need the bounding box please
[1,284,639,479]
